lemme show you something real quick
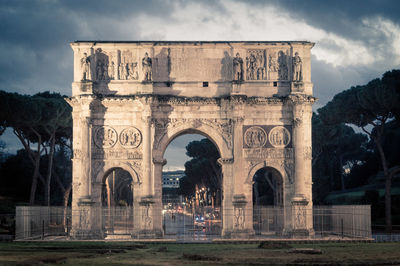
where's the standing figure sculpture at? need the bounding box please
[80,53,91,81]
[119,63,126,80]
[142,52,152,81]
[293,52,302,81]
[108,61,115,80]
[246,53,257,80]
[233,53,243,81]
[256,53,265,80]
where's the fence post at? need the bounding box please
[341,218,344,238]
[66,217,69,235]
[42,220,45,240]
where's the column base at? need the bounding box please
[221,229,255,239]
[70,229,104,240]
[290,81,304,93]
[72,81,93,94]
[290,196,313,238]
[132,229,163,239]
[70,197,104,239]
[291,194,308,203]
[284,228,315,239]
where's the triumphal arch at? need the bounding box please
[67,41,316,239]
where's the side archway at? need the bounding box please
[95,161,141,185]
[251,165,285,235]
[246,160,289,187]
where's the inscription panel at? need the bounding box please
[243,148,293,159]
[92,149,142,160]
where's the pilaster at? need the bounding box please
[288,94,315,237]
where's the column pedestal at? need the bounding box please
[289,198,314,238]
[132,196,163,238]
[71,197,104,239]
[230,194,254,239]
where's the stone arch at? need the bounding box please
[153,122,232,160]
[246,160,289,187]
[95,161,141,185]
[252,166,284,206]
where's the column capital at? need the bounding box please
[141,115,152,124]
[153,157,167,166]
[217,157,234,165]
[287,94,317,105]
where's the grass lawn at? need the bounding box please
[0,241,399,265]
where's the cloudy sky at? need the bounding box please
[1,0,400,169]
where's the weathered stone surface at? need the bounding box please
[67,41,315,239]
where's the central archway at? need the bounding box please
[155,127,225,239]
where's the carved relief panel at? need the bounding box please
[267,49,289,81]
[118,50,139,80]
[246,50,266,80]
[94,48,111,81]
[92,125,143,160]
[119,127,142,148]
[243,125,292,148]
[94,126,118,148]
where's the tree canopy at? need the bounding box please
[178,138,222,205]
[317,69,400,232]
[0,90,72,206]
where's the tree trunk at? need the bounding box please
[63,184,72,229]
[45,133,56,206]
[375,138,392,232]
[29,152,40,205]
[29,138,42,205]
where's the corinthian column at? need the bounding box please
[292,103,307,201]
[289,94,314,237]
[80,117,92,200]
[142,116,152,196]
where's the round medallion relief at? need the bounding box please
[119,127,142,148]
[244,126,267,148]
[268,126,291,148]
[94,126,118,148]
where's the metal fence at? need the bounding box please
[15,205,372,240]
[253,206,284,235]
[15,206,70,240]
[313,205,371,238]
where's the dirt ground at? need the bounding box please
[0,241,399,265]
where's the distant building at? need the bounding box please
[162,170,184,188]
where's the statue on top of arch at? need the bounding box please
[80,52,91,81]
[142,52,152,81]
[292,52,302,82]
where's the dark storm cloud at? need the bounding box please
[0,0,177,95]
[311,54,397,110]
[240,0,400,40]
[237,0,400,106]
